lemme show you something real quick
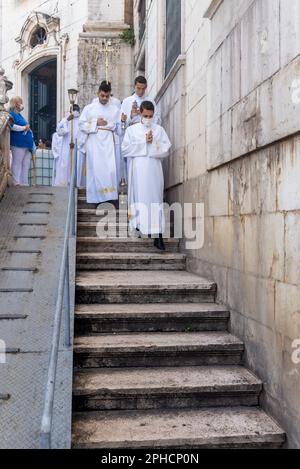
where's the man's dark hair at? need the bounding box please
[140,101,155,113]
[135,76,147,86]
[101,80,112,88]
[99,82,112,93]
[73,104,80,112]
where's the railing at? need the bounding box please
[40,146,77,449]
[0,66,13,199]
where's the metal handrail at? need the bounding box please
[40,145,77,449]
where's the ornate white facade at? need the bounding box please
[0,0,134,120]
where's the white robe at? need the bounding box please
[120,93,161,126]
[92,96,124,185]
[79,100,119,204]
[122,123,171,235]
[53,116,85,187]
[77,132,87,188]
[120,94,161,180]
[51,132,63,186]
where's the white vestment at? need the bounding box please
[122,123,171,235]
[120,93,161,126]
[51,132,63,186]
[77,133,87,188]
[120,94,161,180]
[79,100,119,204]
[53,116,85,187]
[92,97,124,185]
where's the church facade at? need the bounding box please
[0,0,134,142]
[133,0,300,447]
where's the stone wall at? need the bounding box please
[78,24,134,108]
[138,0,300,448]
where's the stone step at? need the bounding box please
[76,237,180,253]
[77,222,129,237]
[75,271,217,304]
[77,199,119,210]
[77,208,125,222]
[73,331,244,368]
[72,365,262,411]
[76,252,186,271]
[77,192,118,205]
[72,407,285,449]
[74,303,230,333]
[77,198,99,209]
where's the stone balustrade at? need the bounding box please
[0,66,13,199]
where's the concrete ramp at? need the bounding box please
[0,187,75,449]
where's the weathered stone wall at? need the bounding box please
[138,0,300,447]
[80,0,134,106]
[78,31,133,108]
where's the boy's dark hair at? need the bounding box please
[99,82,112,93]
[140,101,155,113]
[135,76,147,86]
[73,104,80,112]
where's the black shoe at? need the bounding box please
[154,235,166,251]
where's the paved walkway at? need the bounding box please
[0,187,75,449]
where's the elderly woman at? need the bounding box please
[9,96,34,186]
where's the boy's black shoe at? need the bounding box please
[154,235,166,251]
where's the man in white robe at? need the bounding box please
[120,76,161,127]
[93,81,124,186]
[122,101,171,251]
[79,82,120,204]
[53,104,86,187]
[120,76,161,182]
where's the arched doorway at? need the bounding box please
[29,58,57,145]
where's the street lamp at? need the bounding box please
[68,88,78,107]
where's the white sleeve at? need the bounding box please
[148,127,171,159]
[121,129,147,159]
[56,118,70,137]
[51,134,62,159]
[77,131,87,154]
[104,106,120,132]
[79,106,98,135]
[11,124,26,132]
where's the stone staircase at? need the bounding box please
[72,191,285,449]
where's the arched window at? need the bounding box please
[30,27,47,48]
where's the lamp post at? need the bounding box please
[67,88,78,178]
